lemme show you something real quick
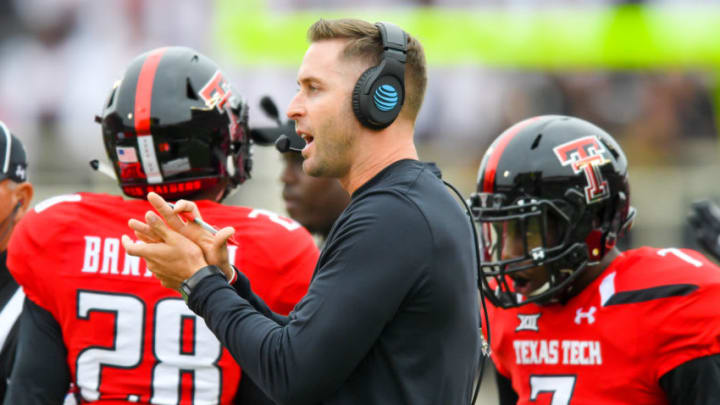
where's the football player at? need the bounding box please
[4,47,318,404]
[470,115,720,404]
[0,121,33,402]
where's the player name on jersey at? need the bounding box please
[513,339,602,366]
[81,236,238,276]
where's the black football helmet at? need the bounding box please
[470,115,635,308]
[98,46,251,200]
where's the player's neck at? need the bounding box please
[572,248,620,294]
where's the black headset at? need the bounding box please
[352,22,407,130]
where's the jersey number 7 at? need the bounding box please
[530,375,576,405]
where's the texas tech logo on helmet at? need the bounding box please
[199,70,240,137]
[553,135,611,204]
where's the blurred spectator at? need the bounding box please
[0,0,217,181]
[687,199,720,262]
[0,0,21,45]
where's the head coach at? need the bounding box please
[124,18,480,405]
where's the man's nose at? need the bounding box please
[287,92,305,121]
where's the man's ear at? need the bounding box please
[13,182,34,221]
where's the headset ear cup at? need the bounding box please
[352,67,378,128]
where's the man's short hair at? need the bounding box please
[308,18,427,123]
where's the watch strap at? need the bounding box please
[180,265,225,302]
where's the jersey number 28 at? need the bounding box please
[75,290,223,403]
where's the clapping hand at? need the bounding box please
[121,192,236,290]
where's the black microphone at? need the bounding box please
[250,126,290,146]
[275,135,303,154]
[260,95,283,126]
[89,159,117,180]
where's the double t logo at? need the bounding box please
[199,70,239,138]
[553,135,611,204]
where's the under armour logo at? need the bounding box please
[574,306,596,325]
[530,247,545,263]
[516,313,541,332]
[14,165,25,180]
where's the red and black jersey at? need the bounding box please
[7,192,318,404]
[484,247,720,405]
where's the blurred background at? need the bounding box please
[1,0,719,401]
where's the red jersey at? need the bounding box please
[484,247,720,405]
[8,192,319,404]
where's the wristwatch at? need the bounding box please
[180,265,226,302]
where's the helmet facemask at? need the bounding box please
[471,192,590,308]
[472,115,636,309]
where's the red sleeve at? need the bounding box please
[7,194,81,315]
[628,248,720,380]
[653,277,720,379]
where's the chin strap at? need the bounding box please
[527,281,551,297]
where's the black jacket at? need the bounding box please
[190,160,481,404]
